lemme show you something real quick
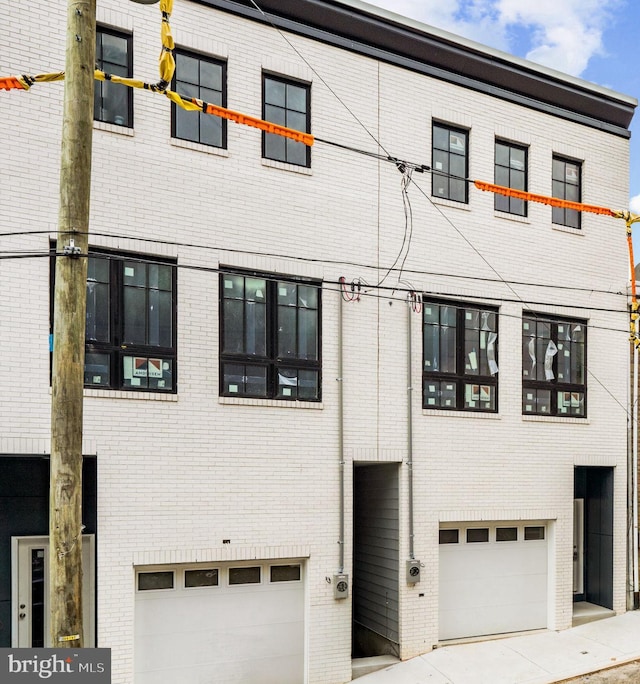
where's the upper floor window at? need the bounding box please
[94,27,133,127]
[552,156,581,228]
[262,75,310,167]
[220,271,320,400]
[423,300,498,412]
[84,252,177,391]
[432,123,468,203]
[495,140,527,216]
[522,314,586,416]
[172,49,226,148]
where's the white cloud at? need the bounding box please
[630,194,640,215]
[367,0,622,77]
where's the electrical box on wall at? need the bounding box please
[333,573,349,599]
[406,559,421,584]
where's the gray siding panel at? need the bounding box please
[353,464,400,643]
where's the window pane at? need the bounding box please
[229,566,261,585]
[286,84,307,112]
[298,308,318,360]
[245,301,266,355]
[223,300,244,353]
[264,104,286,126]
[138,572,174,591]
[271,565,301,582]
[432,125,449,151]
[245,365,267,396]
[185,569,218,588]
[200,61,222,91]
[264,132,286,161]
[496,527,518,542]
[298,369,319,400]
[278,307,297,357]
[265,78,286,106]
[124,286,147,344]
[439,529,459,544]
[86,280,110,342]
[524,526,545,541]
[286,139,308,167]
[85,352,110,387]
[177,53,199,84]
[495,142,509,166]
[175,109,199,142]
[278,368,298,399]
[467,528,489,543]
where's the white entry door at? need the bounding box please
[11,535,95,647]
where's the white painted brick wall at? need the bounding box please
[0,1,632,682]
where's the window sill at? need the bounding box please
[522,413,588,424]
[422,409,500,419]
[494,211,530,224]
[93,121,134,137]
[261,158,312,176]
[83,388,178,401]
[219,396,322,409]
[170,137,229,157]
[429,196,471,211]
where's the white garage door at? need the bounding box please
[439,523,548,641]
[134,560,305,684]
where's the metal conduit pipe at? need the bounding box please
[338,290,345,574]
[407,300,415,560]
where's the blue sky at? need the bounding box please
[367,0,640,215]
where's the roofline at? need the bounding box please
[189,0,637,138]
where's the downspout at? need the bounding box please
[407,299,415,560]
[338,289,345,574]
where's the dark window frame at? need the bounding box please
[494,139,528,216]
[431,122,469,203]
[171,47,227,148]
[522,313,587,417]
[262,73,311,167]
[51,248,178,393]
[422,299,499,412]
[95,25,133,127]
[219,268,322,401]
[552,155,582,228]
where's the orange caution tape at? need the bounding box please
[474,180,617,217]
[203,102,314,146]
[0,76,26,91]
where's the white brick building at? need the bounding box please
[0,1,637,682]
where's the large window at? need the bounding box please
[432,123,469,203]
[83,252,176,391]
[262,75,310,167]
[552,156,582,228]
[495,140,527,216]
[172,49,226,148]
[220,271,321,400]
[94,26,133,127]
[423,301,498,411]
[522,314,586,416]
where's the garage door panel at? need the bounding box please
[135,561,305,684]
[439,523,548,640]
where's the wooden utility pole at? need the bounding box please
[49,0,96,648]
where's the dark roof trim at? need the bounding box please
[189,0,635,139]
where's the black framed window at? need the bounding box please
[172,49,226,148]
[220,270,321,401]
[423,301,498,412]
[94,26,133,127]
[83,252,176,391]
[432,122,468,203]
[495,140,527,216]
[262,74,310,167]
[522,314,586,416]
[552,156,582,228]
